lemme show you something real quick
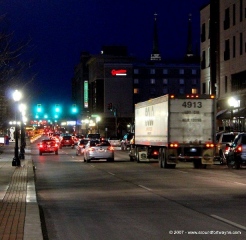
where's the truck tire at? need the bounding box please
[160,148,176,169]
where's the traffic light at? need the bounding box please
[55,104,60,112]
[37,104,42,112]
[107,103,112,110]
[72,104,77,113]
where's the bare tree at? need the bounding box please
[0,14,36,132]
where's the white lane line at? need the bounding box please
[211,215,246,231]
[234,182,246,186]
[177,170,188,173]
[138,185,152,191]
[107,172,115,176]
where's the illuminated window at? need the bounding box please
[179,79,184,85]
[134,88,139,94]
[192,88,197,94]
[150,79,155,84]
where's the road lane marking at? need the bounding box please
[138,185,152,191]
[211,215,246,231]
[234,182,246,186]
[107,172,115,176]
[177,170,188,173]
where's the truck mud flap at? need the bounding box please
[202,148,214,165]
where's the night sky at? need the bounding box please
[1,0,209,106]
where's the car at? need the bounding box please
[108,136,121,147]
[38,139,59,155]
[84,140,114,162]
[76,139,89,156]
[121,133,134,150]
[60,135,75,149]
[227,133,246,169]
[87,133,100,140]
[214,132,238,164]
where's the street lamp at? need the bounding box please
[12,90,22,166]
[96,116,101,133]
[19,103,27,159]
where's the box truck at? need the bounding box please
[129,94,216,168]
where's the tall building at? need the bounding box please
[72,13,201,137]
[201,0,246,131]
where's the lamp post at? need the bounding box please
[19,103,27,159]
[12,90,22,167]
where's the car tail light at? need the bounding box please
[39,144,43,148]
[88,147,95,152]
[152,150,158,156]
[235,145,242,153]
[107,146,114,151]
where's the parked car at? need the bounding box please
[121,133,134,150]
[108,136,121,147]
[84,140,114,162]
[76,139,89,156]
[227,133,246,169]
[60,135,75,149]
[214,132,238,164]
[38,139,59,155]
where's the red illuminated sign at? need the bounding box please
[111,69,127,76]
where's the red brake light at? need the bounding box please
[107,146,114,151]
[235,145,242,152]
[153,151,158,155]
[88,147,95,151]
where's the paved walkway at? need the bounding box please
[0,141,43,240]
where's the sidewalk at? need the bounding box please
[0,140,43,240]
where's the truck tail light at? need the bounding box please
[169,143,179,148]
[152,150,158,156]
[205,143,214,148]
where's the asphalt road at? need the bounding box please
[31,140,246,240]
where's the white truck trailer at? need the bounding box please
[129,94,216,168]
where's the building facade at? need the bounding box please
[201,0,246,131]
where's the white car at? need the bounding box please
[108,136,121,147]
[84,140,114,162]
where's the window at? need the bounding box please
[179,88,184,94]
[240,32,243,55]
[163,69,168,74]
[233,4,236,25]
[192,69,197,75]
[150,88,156,94]
[179,79,184,85]
[240,0,243,22]
[150,69,155,74]
[202,83,206,94]
[224,7,230,30]
[207,47,210,67]
[201,23,206,42]
[201,50,206,69]
[224,39,230,61]
[134,88,139,94]
[163,87,168,94]
[179,69,184,74]
[192,89,197,94]
[163,78,168,85]
[150,79,155,85]
[134,69,139,74]
[233,36,236,58]
[134,79,139,84]
[191,79,197,85]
